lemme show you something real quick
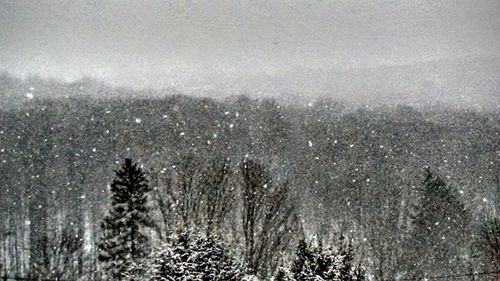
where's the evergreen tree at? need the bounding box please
[290,239,318,280]
[290,236,364,281]
[288,237,363,281]
[97,158,153,280]
[407,168,469,277]
[125,231,243,280]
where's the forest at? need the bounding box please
[1,74,500,280]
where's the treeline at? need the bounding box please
[1,76,500,279]
[97,158,366,280]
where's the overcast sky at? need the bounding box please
[1,0,499,99]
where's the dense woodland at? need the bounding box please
[1,74,500,280]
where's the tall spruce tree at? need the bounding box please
[98,158,153,280]
[407,168,469,278]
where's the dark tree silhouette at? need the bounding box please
[406,168,470,278]
[479,218,500,269]
[240,159,298,278]
[201,157,234,236]
[97,158,153,280]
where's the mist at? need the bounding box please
[0,0,499,105]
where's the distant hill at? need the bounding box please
[1,56,499,109]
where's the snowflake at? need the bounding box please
[135,118,142,124]
[308,141,313,147]
[26,93,34,99]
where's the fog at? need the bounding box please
[0,0,499,104]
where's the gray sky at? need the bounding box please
[1,0,499,100]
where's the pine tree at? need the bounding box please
[290,239,318,280]
[288,237,363,281]
[408,168,469,277]
[125,231,243,280]
[97,158,153,280]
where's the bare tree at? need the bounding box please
[480,219,500,265]
[152,155,236,237]
[49,225,84,280]
[201,157,234,236]
[152,155,204,233]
